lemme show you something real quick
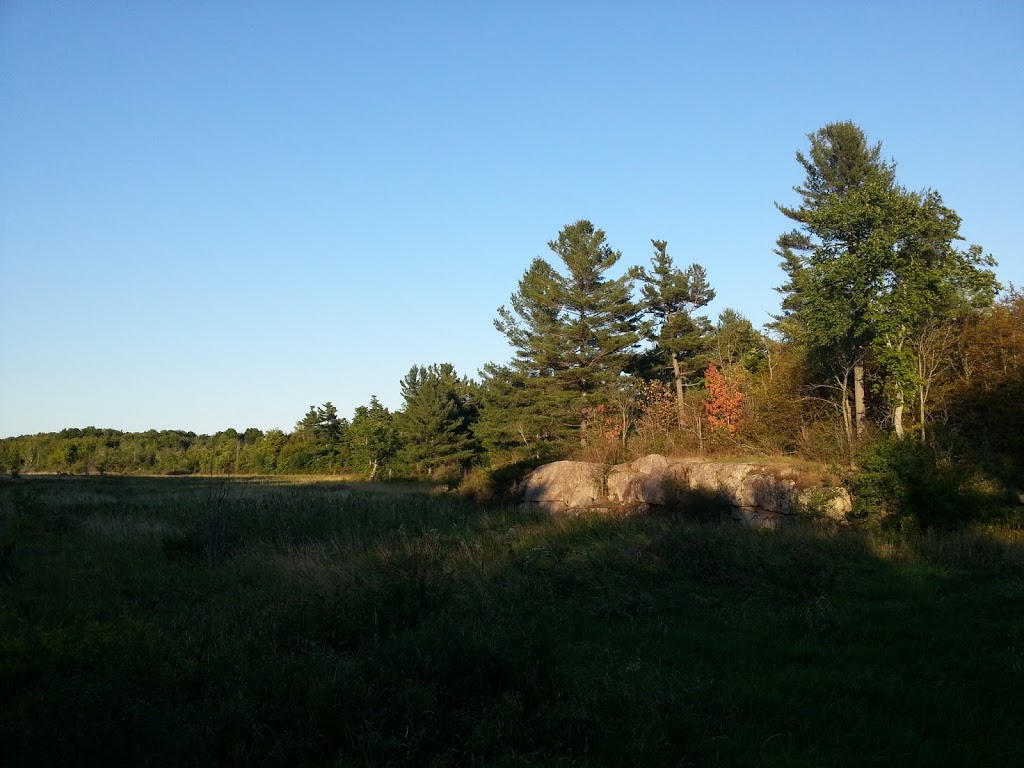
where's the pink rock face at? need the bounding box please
[606,469,669,505]
[520,455,852,520]
[625,454,670,474]
[518,461,606,512]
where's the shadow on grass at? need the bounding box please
[2,476,1024,766]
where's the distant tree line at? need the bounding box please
[3,123,1021,518]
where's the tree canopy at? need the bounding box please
[396,364,478,476]
[636,239,715,427]
[775,121,998,440]
[482,220,643,455]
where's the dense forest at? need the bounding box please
[3,123,1022,522]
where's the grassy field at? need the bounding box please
[1,475,1023,767]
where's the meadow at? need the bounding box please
[2,475,1022,767]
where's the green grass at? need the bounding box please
[2,475,1023,766]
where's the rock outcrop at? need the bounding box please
[518,461,606,513]
[519,454,851,524]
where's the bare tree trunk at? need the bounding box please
[672,354,686,430]
[918,383,927,443]
[893,388,906,439]
[671,354,706,455]
[914,320,957,444]
[835,370,853,450]
[853,360,866,438]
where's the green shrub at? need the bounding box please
[797,484,847,519]
[457,458,546,507]
[851,439,969,528]
[456,466,499,505]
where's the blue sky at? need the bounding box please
[1,1,1021,438]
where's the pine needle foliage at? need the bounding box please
[481,220,643,455]
[396,363,479,477]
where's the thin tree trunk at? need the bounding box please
[917,342,929,444]
[893,388,905,439]
[836,370,853,450]
[853,361,866,438]
[918,382,927,443]
[671,354,686,430]
[672,353,703,455]
[842,388,853,447]
[914,320,957,445]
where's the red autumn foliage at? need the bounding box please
[704,363,744,434]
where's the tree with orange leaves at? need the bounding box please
[704,363,744,434]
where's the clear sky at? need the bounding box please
[1,1,1021,438]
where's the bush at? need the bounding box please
[428,462,464,487]
[456,466,499,505]
[456,459,548,507]
[851,439,969,528]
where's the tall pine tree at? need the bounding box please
[480,220,642,456]
[636,239,716,429]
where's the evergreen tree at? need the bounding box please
[288,402,348,471]
[476,361,562,459]
[482,220,642,455]
[396,363,478,477]
[636,239,716,429]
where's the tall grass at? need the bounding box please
[1,475,1022,766]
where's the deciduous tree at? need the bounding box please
[704,363,744,435]
[712,309,765,372]
[775,122,896,441]
[348,396,400,480]
[775,121,997,441]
